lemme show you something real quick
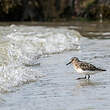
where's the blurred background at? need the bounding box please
[0,0,110,21]
[0,1,110,110]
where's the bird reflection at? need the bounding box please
[79,79,94,86]
[77,79,101,87]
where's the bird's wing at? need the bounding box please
[79,62,98,71]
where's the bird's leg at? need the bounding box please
[87,74,90,79]
[84,75,87,79]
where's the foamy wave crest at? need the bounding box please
[7,26,81,54]
[0,37,43,93]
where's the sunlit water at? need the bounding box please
[0,21,110,110]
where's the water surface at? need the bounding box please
[0,21,110,110]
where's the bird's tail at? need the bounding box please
[97,68,106,71]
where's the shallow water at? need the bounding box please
[0,21,110,110]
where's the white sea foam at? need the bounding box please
[0,26,82,92]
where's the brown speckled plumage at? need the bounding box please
[66,57,106,79]
[74,61,106,71]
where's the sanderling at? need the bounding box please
[66,57,106,80]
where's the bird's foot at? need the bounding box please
[76,77,86,80]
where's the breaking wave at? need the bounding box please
[0,25,82,93]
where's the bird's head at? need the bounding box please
[66,57,79,65]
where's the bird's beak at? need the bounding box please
[66,61,72,65]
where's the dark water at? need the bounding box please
[0,21,110,110]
